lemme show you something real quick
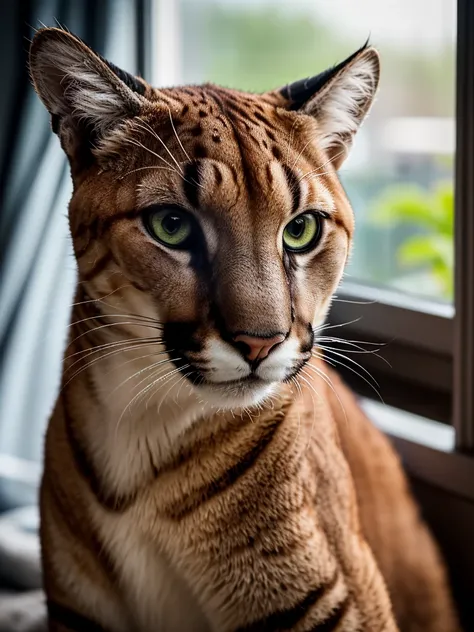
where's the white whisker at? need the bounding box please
[134,119,184,174]
[167,106,192,163]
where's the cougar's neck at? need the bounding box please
[62,298,292,506]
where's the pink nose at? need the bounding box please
[233,333,285,362]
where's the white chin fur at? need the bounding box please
[196,381,277,410]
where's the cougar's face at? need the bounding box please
[30,29,378,408]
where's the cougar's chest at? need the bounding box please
[97,508,211,632]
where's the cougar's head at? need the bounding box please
[30,29,379,409]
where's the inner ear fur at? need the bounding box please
[277,44,380,169]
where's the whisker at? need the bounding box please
[295,371,320,451]
[317,335,384,348]
[174,370,194,404]
[72,285,133,307]
[167,106,192,163]
[289,131,319,173]
[316,340,391,367]
[122,137,179,174]
[134,119,184,174]
[313,317,362,335]
[298,148,347,183]
[120,165,180,180]
[108,348,173,375]
[114,361,181,438]
[332,296,378,305]
[63,342,167,386]
[70,313,163,328]
[285,115,299,166]
[312,351,384,403]
[65,336,164,361]
[302,364,348,427]
[315,347,380,389]
[119,365,189,426]
[107,356,176,400]
[69,321,164,346]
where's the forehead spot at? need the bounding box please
[199,110,208,118]
[191,123,203,137]
[212,130,222,143]
[272,146,282,160]
[254,110,271,126]
[194,143,208,158]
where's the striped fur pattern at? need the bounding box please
[30,29,460,632]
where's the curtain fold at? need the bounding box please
[0,0,141,510]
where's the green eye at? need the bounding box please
[147,208,193,248]
[283,213,321,252]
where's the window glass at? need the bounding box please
[178,0,456,302]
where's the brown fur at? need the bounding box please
[30,28,460,631]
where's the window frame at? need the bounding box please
[452,0,474,452]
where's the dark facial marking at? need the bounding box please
[190,123,203,137]
[299,323,315,354]
[265,163,274,184]
[163,322,202,378]
[254,110,271,126]
[199,109,208,118]
[213,163,223,185]
[194,144,208,158]
[272,146,282,160]
[183,161,202,208]
[281,164,301,214]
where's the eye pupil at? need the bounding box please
[288,218,305,239]
[162,214,182,235]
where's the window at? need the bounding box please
[178,0,456,304]
[150,0,471,435]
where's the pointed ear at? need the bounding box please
[279,44,380,169]
[29,27,148,160]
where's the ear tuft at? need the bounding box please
[280,44,380,169]
[30,28,145,137]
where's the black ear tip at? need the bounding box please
[280,40,379,108]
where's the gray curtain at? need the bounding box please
[0,0,143,510]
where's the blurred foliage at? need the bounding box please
[372,182,454,299]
